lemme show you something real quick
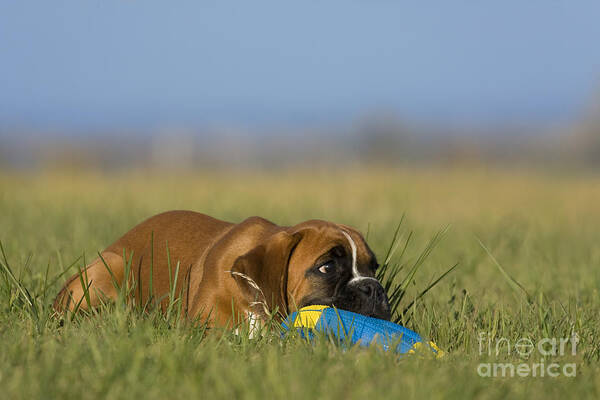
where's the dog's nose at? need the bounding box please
[345,279,391,320]
[355,279,386,302]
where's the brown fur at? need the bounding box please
[53,210,375,327]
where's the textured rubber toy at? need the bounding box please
[282,305,443,357]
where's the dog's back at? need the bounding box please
[54,210,233,314]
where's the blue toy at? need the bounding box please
[282,305,443,357]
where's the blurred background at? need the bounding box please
[1,0,600,172]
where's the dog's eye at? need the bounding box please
[318,262,334,274]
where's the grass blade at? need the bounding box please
[477,237,531,304]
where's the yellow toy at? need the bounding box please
[283,305,443,357]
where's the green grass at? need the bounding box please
[1,167,600,399]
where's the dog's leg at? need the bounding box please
[53,252,125,313]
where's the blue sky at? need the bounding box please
[1,1,599,132]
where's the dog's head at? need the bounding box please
[230,220,391,320]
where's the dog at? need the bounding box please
[54,210,391,328]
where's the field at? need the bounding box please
[1,167,599,399]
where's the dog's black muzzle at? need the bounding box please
[333,279,391,320]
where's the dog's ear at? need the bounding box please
[230,231,302,318]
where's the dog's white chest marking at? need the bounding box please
[247,311,259,339]
[233,311,261,338]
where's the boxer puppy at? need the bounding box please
[54,211,391,327]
